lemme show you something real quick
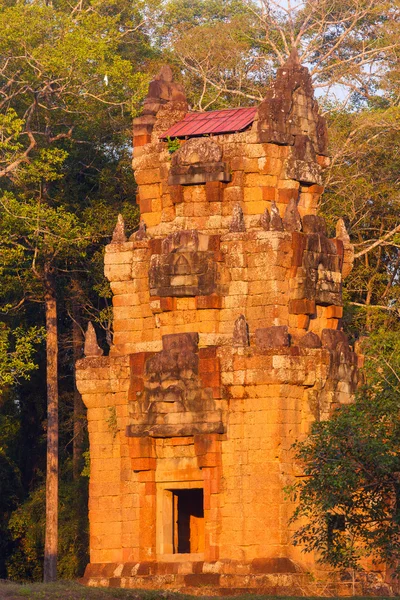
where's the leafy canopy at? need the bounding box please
[290,330,400,571]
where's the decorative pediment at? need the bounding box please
[168,138,231,185]
[127,333,225,438]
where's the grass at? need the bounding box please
[0,581,396,600]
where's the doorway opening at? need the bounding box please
[171,488,204,553]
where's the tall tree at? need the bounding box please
[0,0,150,580]
[157,0,400,108]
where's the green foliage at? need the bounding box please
[0,324,45,393]
[289,331,400,571]
[106,406,118,439]
[321,105,400,336]
[166,136,181,154]
[0,109,26,165]
[81,450,90,478]
[0,0,146,582]
[0,407,23,578]
[7,473,88,582]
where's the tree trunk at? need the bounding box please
[43,270,58,583]
[72,302,85,480]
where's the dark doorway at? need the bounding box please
[172,489,204,553]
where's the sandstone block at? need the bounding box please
[135,169,161,185]
[196,294,222,309]
[138,184,160,200]
[288,299,316,315]
[325,305,343,319]
[255,326,290,350]
[243,201,267,215]
[262,186,276,201]
[259,157,283,176]
[243,187,263,202]
[243,158,259,172]
[298,331,322,348]
[143,212,161,228]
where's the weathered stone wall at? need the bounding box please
[76,53,361,595]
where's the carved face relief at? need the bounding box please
[127,333,224,437]
[290,232,342,309]
[168,138,231,185]
[149,230,217,298]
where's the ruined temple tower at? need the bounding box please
[77,52,360,593]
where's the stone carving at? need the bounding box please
[299,331,322,348]
[84,322,103,357]
[284,135,323,186]
[258,50,327,185]
[283,197,302,232]
[260,207,271,230]
[321,328,349,352]
[111,214,127,243]
[289,230,343,311]
[302,215,326,235]
[255,326,290,350]
[168,136,230,185]
[257,49,328,156]
[127,333,224,437]
[133,65,188,145]
[149,230,217,297]
[270,201,284,231]
[173,138,222,166]
[229,204,246,233]
[233,315,250,346]
[336,218,354,279]
[161,229,200,254]
[135,220,148,241]
[336,218,350,242]
[320,329,359,401]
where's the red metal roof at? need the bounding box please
[160,106,257,139]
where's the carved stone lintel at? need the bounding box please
[233,315,250,347]
[283,197,302,232]
[168,162,231,186]
[112,214,127,243]
[270,201,284,231]
[84,322,103,357]
[230,204,246,233]
[260,208,271,231]
[167,137,231,185]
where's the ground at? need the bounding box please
[0,582,395,600]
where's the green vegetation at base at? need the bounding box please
[289,331,400,572]
[0,581,395,600]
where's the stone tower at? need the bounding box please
[77,53,360,594]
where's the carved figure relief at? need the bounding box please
[127,333,224,438]
[168,138,231,185]
[149,230,217,297]
[172,138,222,165]
[290,229,343,313]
